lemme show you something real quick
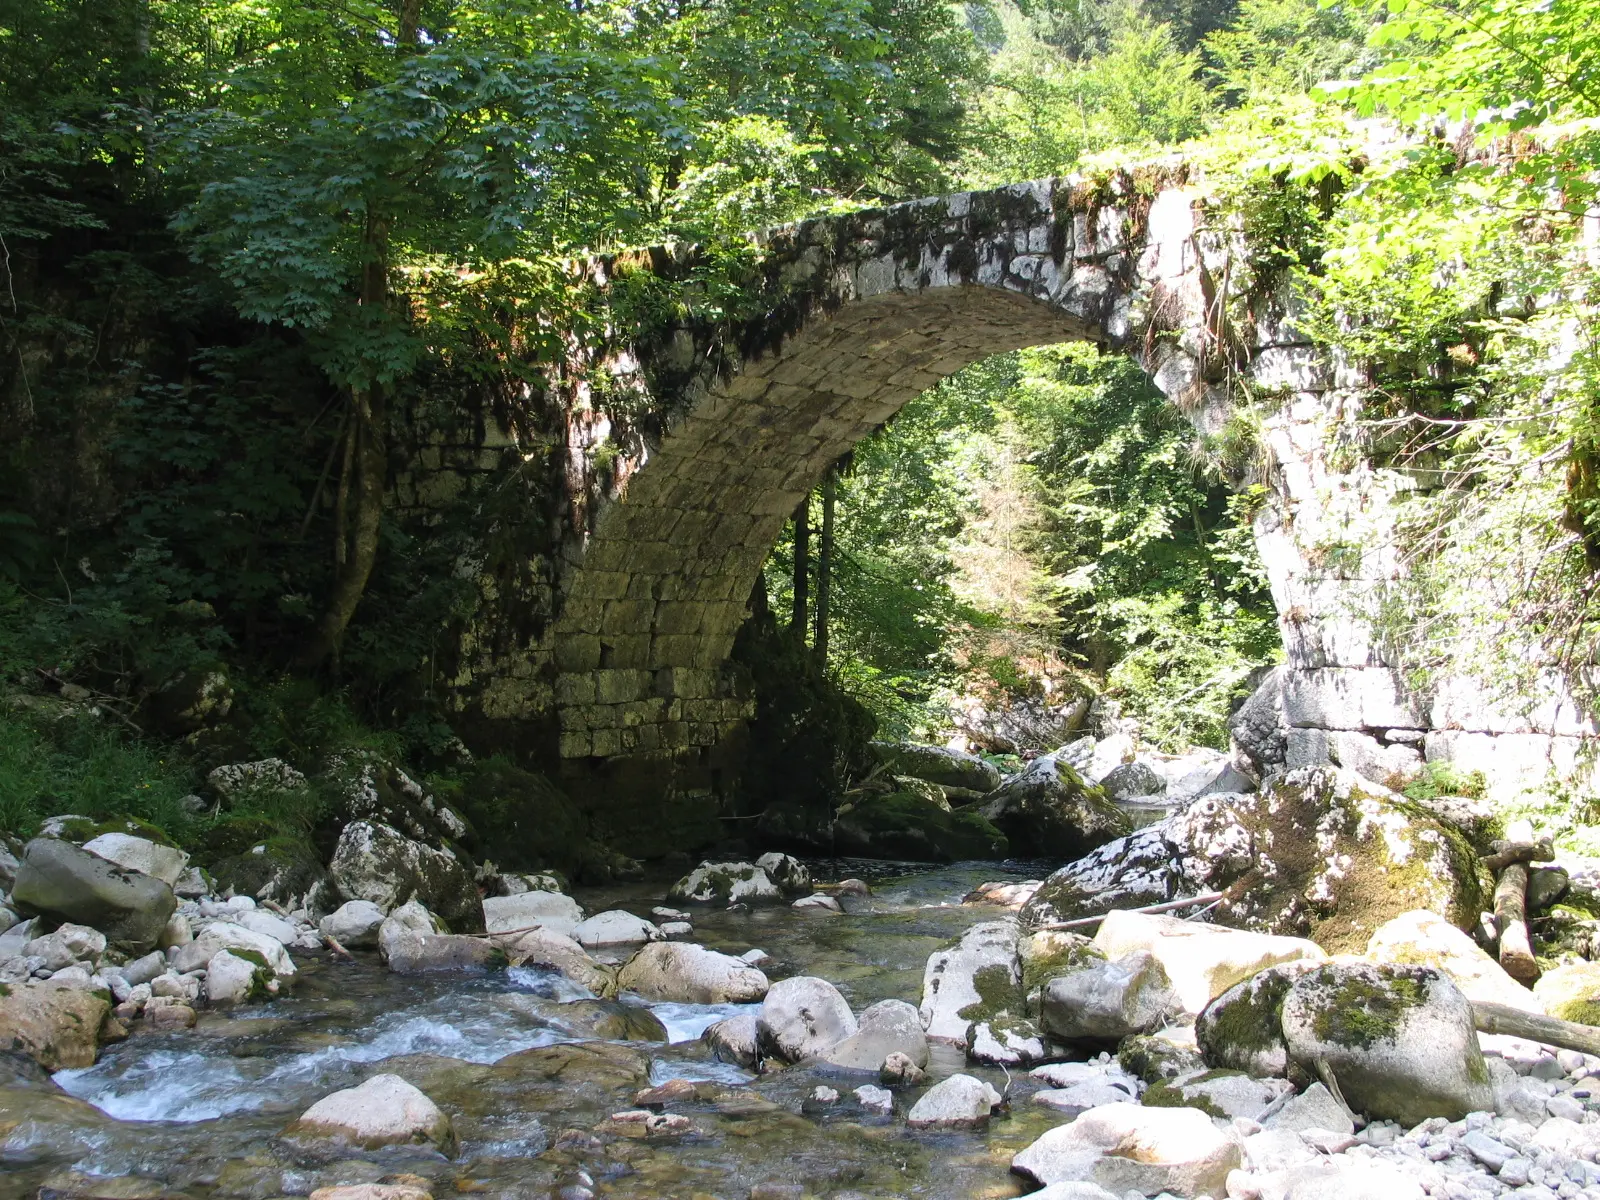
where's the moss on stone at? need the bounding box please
[1308,971,1428,1049]
[1021,943,1105,997]
[1142,1078,1227,1119]
[1197,972,1293,1068]
[958,963,1027,1024]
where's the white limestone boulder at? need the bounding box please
[284,1073,455,1155]
[482,889,583,938]
[615,942,769,1004]
[1011,1102,1241,1196]
[81,833,189,888]
[919,920,1021,1044]
[758,976,857,1063]
[573,910,660,948]
[905,1073,1001,1128]
[320,900,387,949]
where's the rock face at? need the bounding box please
[285,1073,456,1155]
[80,833,188,888]
[483,889,583,937]
[1021,768,1484,950]
[205,949,270,1005]
[11,838,177,952]
[978,755,1130,859]
[820,999,930,1073]
[832,793,1009,862]
[0,980,112,1069]
[1093,909,1326,1015]
[758,976,858,1063]
[1366,909,1542,1012]
[327,822,481,930]
[904,1073,1001,1128]
[1011,1102,1242,1195]
[615,942,769,1004]
[1280,962,1494,1124]
[920,920,1021,1044]
[873,742,1002,792]
[667,862,782,905]
[1040,951,1180,1043]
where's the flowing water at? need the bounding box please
[3,859,1093,1200]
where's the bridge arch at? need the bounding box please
[537,174,1266,763]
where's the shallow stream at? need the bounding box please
[6,860,1085,1199]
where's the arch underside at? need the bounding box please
[549,284,1100,759]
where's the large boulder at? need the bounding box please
[873,742,1002,792]
[703,1013,761,1068]
[329,752,470,847]
[205,949,272,1005]
[284,1074,456,1155]
[919,920,1022,1045]
[573,910,660,948]
[11,838,176,952]
[1195,963,1317,1078]
[1533,961,1600,1024]
[1100,761,1166,803]
[207,758,307,803]
[1093,909,1326,1015]
[758,976,858,1063]
[1021,768,1485,952]
[319,900,387,949]
[1040,951,1181,1044]
[1280,962,1494,1124]
[327,822,481,931]
[946,692,1090,756]
[819,999,931,1073]
[172,921,296,979]
[755,852,812,896]
[1011,1102,1241,1196]
[483,889,583,937]
[384,933,504,974]
[493,927,609,994]
[79,833,188,888]
[833,793,1008,862]
[1365,909,1542,1012]
[615,942,769,1004]
[0,980,114,1069]
[978,755,1130,860]
[666,862,782,906]
[1230,666,1287,776]
[905,1073,1002,1128]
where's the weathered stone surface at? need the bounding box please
[820,998,929,1073]
[978,754,1130,859]
[1532,960,1600,1024]
[1142,1070,1294,1121]
[1020,768,1484,952]
[12,838,177,952]
[919,920,1021,1045]
[1280,962,1493,1124]
[573,910,660,947]
[703,1012,761,1068]
[1365,908,1542,1012]
[482,889,583,937]
[758,976,858,1062]
[1100,760,1165,802]
[667,862,782,905]
[1011,1102,1242,1195]
[0,980,112,1069]
[967,1015,1049,1066]
[319,900,387,949]
[904,1073,1001,1128]
[204,949,270,1005]
[1195,963,1316,1078]
[23,923,105,971]
[284,1074,456,1155]
[1263,1081,1353,1135]
[171,921,296,979]
[1040,950,1180,1043]
[615,941,769,1004]
[1094,909,1326,1014]
[207,758,306,801]
[754,852,812,896]
[80,834,188,888]
[872,742,1002,792]
[327,822,481,931]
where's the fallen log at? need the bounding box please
[1494,862,1539,983]
[1033,892,1227,932]
[1472,1001,1600,1058]
[1482,838,1556,873]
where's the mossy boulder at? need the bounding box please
[833,792,1008,862]
[873,742,1002,792]
[1280,962,1493,1124]
[1039,950,1181,1045]
[455,759,594,880]
[920,920,1023,1044]
[1142,1070,1294,1121]
[1195,962,1314,1078]
[1118,1033,1206,1084]
[1020,767,1486,952]
[327,821,482,932]
[12,838,177,952]
[1020,930,1105,1005]
[207,834,325,908]
[38,814,176,848]
[978,755,1129,860]
[329,751,472,850]
[1533,961,1600,1025]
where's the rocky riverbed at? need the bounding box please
[5,853,1600,1200]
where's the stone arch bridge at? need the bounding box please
[406,168,1585,841]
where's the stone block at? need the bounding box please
[654,602,703,635]
[608,635,652,669]
[1425,730,1593,805]
[591,727,623,757]
[1282,667,1423,731]
[650,634,701,669]
[553,635,602,672]
[559,731,593,758]
[595,669,651,704]
[554,674,597,706]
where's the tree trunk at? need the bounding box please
[1495,862,1539,983]
[815,465,835,664]
[791,494,810,645]
[297,221,391,670]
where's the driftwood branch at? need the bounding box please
[1033,892,1228,932]
[1494,863,1539,983]
[321,933,354,961]
[1473,1001,1600,1057]
[1482,839,1556,873]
